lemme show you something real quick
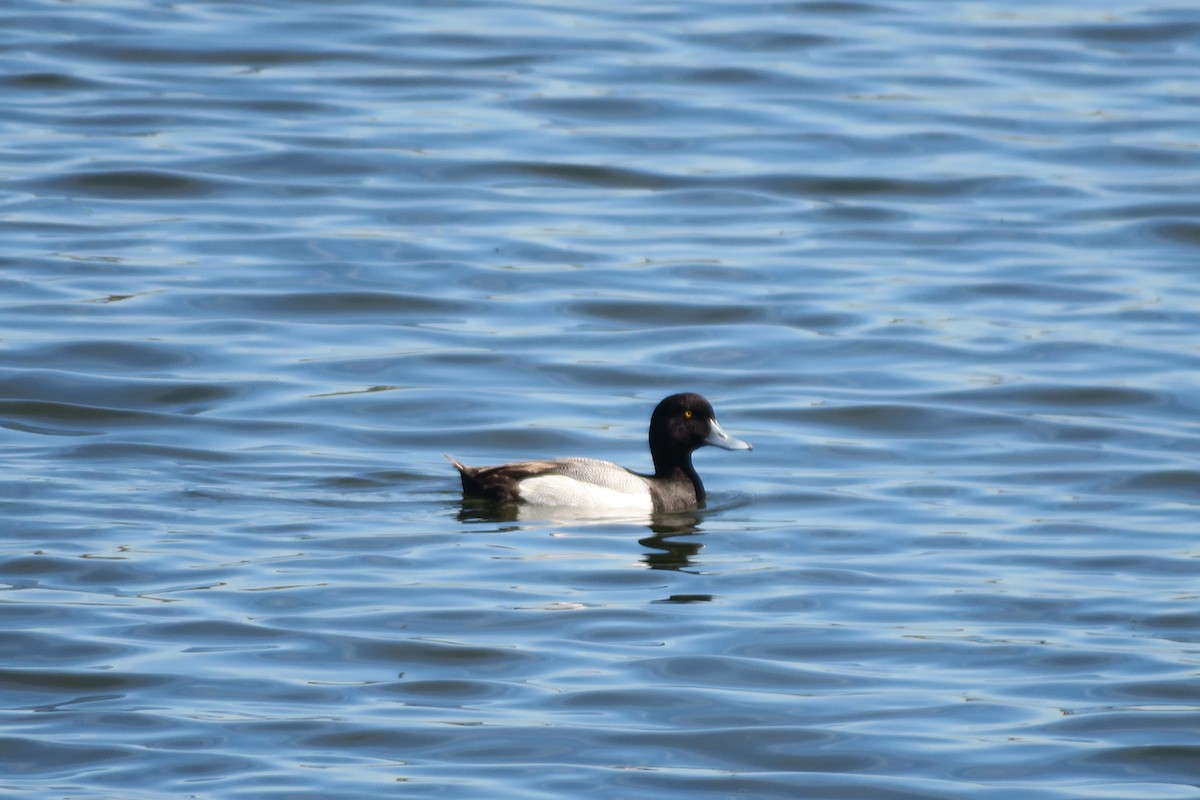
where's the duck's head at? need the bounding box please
[649,393,752,469]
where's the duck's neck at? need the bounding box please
[652,450,705,502]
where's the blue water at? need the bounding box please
[3,1,1200,798]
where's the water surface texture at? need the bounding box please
[3,1,1200,798]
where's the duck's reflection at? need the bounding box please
[638,513,703,572]
[455,500,707,573]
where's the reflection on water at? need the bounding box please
[639,528,704,573]
[457,498,706,572]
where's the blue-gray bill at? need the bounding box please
[703,418,752,451]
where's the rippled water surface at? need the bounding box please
[3,1,1200,797]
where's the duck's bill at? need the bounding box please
[704,418,752,451]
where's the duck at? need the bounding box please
[447,392,751,513]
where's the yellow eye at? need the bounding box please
[683,409,693,419]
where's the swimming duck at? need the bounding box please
[448,392,751,513]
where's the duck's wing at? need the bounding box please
[447,456,649,504]
[515,458,655,510]
[446,456,575,503]
[540,457,651,494]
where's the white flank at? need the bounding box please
[517,474,654,513]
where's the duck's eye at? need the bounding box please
[683,409,693,419]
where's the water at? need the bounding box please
[3,0,1199,797]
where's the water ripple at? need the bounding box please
[2,0,1199,798]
